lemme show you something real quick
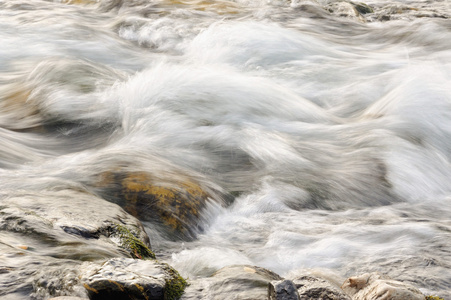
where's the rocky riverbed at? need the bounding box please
[1,0,451,299]
[0,181,442,299]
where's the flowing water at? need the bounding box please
[1,0,451,298]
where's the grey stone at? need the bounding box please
[0,190,151,259]
[0,190,153,298]
[268,279,301,300]
[326,2,366,22]
[341,273,425,300]
[350,2,373,14]
[81,258,185,300]
[293,276,351,300]
[182,265,282,300]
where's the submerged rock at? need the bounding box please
[317,0,450,22]
[342,272,425,300]
[62,0,98,5]
[350,2,373,14]
[0,83,42,131]
[294,276,351,300]
[326,2,366,22]
[95,169,222,240]
[81,258,187,300]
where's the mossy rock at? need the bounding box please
[351,2,374,14]
[95,170,216,240]
[161,263,188,300]
[113,224,155,259]
[82,258,187,300]
[425,296,444,300]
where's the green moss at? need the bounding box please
[425,296,444,300]
[112,225,187,299]
[114,224,155,260]
[162,263,188,300]
[230,191,242,198]
[351,2,374,14]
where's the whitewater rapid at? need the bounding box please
[1,0,451,298]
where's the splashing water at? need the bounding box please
[1,0,451,298]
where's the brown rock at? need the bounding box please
[342,273,425,300]
[95,169,222,240]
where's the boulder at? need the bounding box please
[293,276,351,300]
[350,2,373,14]
[81,258,187,300]
[0,189,155,298]
[182,265,282,299]
[0,190,152,260]
[326,2,366,22]
[94,169,221,240]
[374,5,449,21]
[269,279,301,300]
[341,273,425,300]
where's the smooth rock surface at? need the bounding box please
[182,265,282,299]
[326,2,366,22]
[294,275,351,300]
[0,189,150,259]
[82,258,186,300]
[0,189,153,298]
[94,169,223,240]
[269,279,301,300]
[342,273,425,300]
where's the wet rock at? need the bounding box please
[81,258,187,300]
[350,2,373,14]
[293,3,329,19]
[374,4,449,21]
[32,264,87,299]
[294,275,351,300]
[269,279,301,300]
[112,224,155,259]
[326,2,365,22]
[0,189,155,298]
[0,190,151,260]
[0,83,43,131]
[95,169,222,240]
[182,265,282,299]
[341,272,425,300]
[49,297,88,300]
[61,0,98,5]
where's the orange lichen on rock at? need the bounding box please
[95,169,215,239]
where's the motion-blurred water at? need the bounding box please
[1,0,451,298]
